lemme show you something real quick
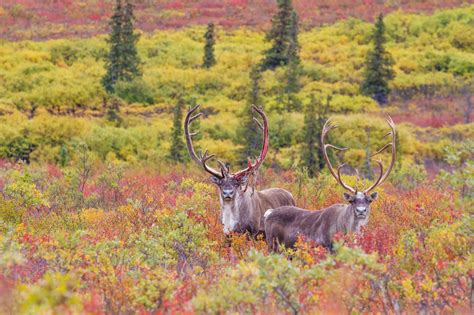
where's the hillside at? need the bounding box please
[0,5,473,171]
[0,0,472,40]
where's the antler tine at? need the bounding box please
[367,116,396,189]
[189,112,202,124]
[371,143,392,157]
[184,104,222,178]
[199,149,212,160]
[217,160,229,177]
[253,117,264,130]
[251,104,263,114]
[325,144,349,152]
[386,115,395,125]
[234,105,269,180]
[217,159,227,170]
[321,119,356,193]
[364,160,384,193]
[336,164,356,193]
[188,104,200,113]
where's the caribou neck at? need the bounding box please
[220,189,254,234]
[339,204,368,233]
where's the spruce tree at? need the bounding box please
[288,10,300,65]
[59,145,69,167]
[168,97,188,163]
[261,0,299,71]
[102,0,123,93]
[121,0,141,81]
[278,56,302,112]
[102,0,141,93]
[300,95,331,177]
[237,66,264,164]
[361,13,395,105]
[203,23,216,68]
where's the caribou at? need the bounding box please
[185,104,295,237]
[264,117,396,252]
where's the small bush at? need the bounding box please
[115,79,155,105]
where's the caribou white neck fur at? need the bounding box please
[219,188,255,234]
[220,191,243,234]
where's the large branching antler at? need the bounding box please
[321,117,396,194]
[234,105,269,181]
[184,104,223,178]
[321,119,356,193]
[364,116,396,193]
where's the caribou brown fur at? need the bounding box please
[185,104,295,237]
[264,191,377,251]
[265,117,396,251]
[217,185,295,236]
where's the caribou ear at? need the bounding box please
[209,176,221,185]
[343,192,353,202]
[369,191,378,201]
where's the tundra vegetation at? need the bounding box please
[0,1,473,314]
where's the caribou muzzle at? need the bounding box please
[355,206,368,218]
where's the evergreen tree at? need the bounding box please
[288,10,300,65]
[237,67,264,164]
[361,13,395,105]
[203,23,216,68]
[121,0,141,81]
[168,97,188,163]
[278,56,302,112]
[102,0,123,93]
[301,95,330,177]
[261,0,299,71]
[59,145,69,167]
[102,0,141,93]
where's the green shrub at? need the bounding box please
[114,79,155,105]
[193,250,302,314]
[17,272,82,314]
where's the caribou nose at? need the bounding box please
[356,206,367,215]
[223,189,233,199]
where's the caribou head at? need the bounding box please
[185,104,269,203]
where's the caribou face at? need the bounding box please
[210,175,245,202]
[343,191,378,219]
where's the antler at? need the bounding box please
[321,117,396,194]
[363,160,384,193]
[321,120,356,193]
[364,116,396,192]
[233,105,269,181]
[184,104,223,178]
